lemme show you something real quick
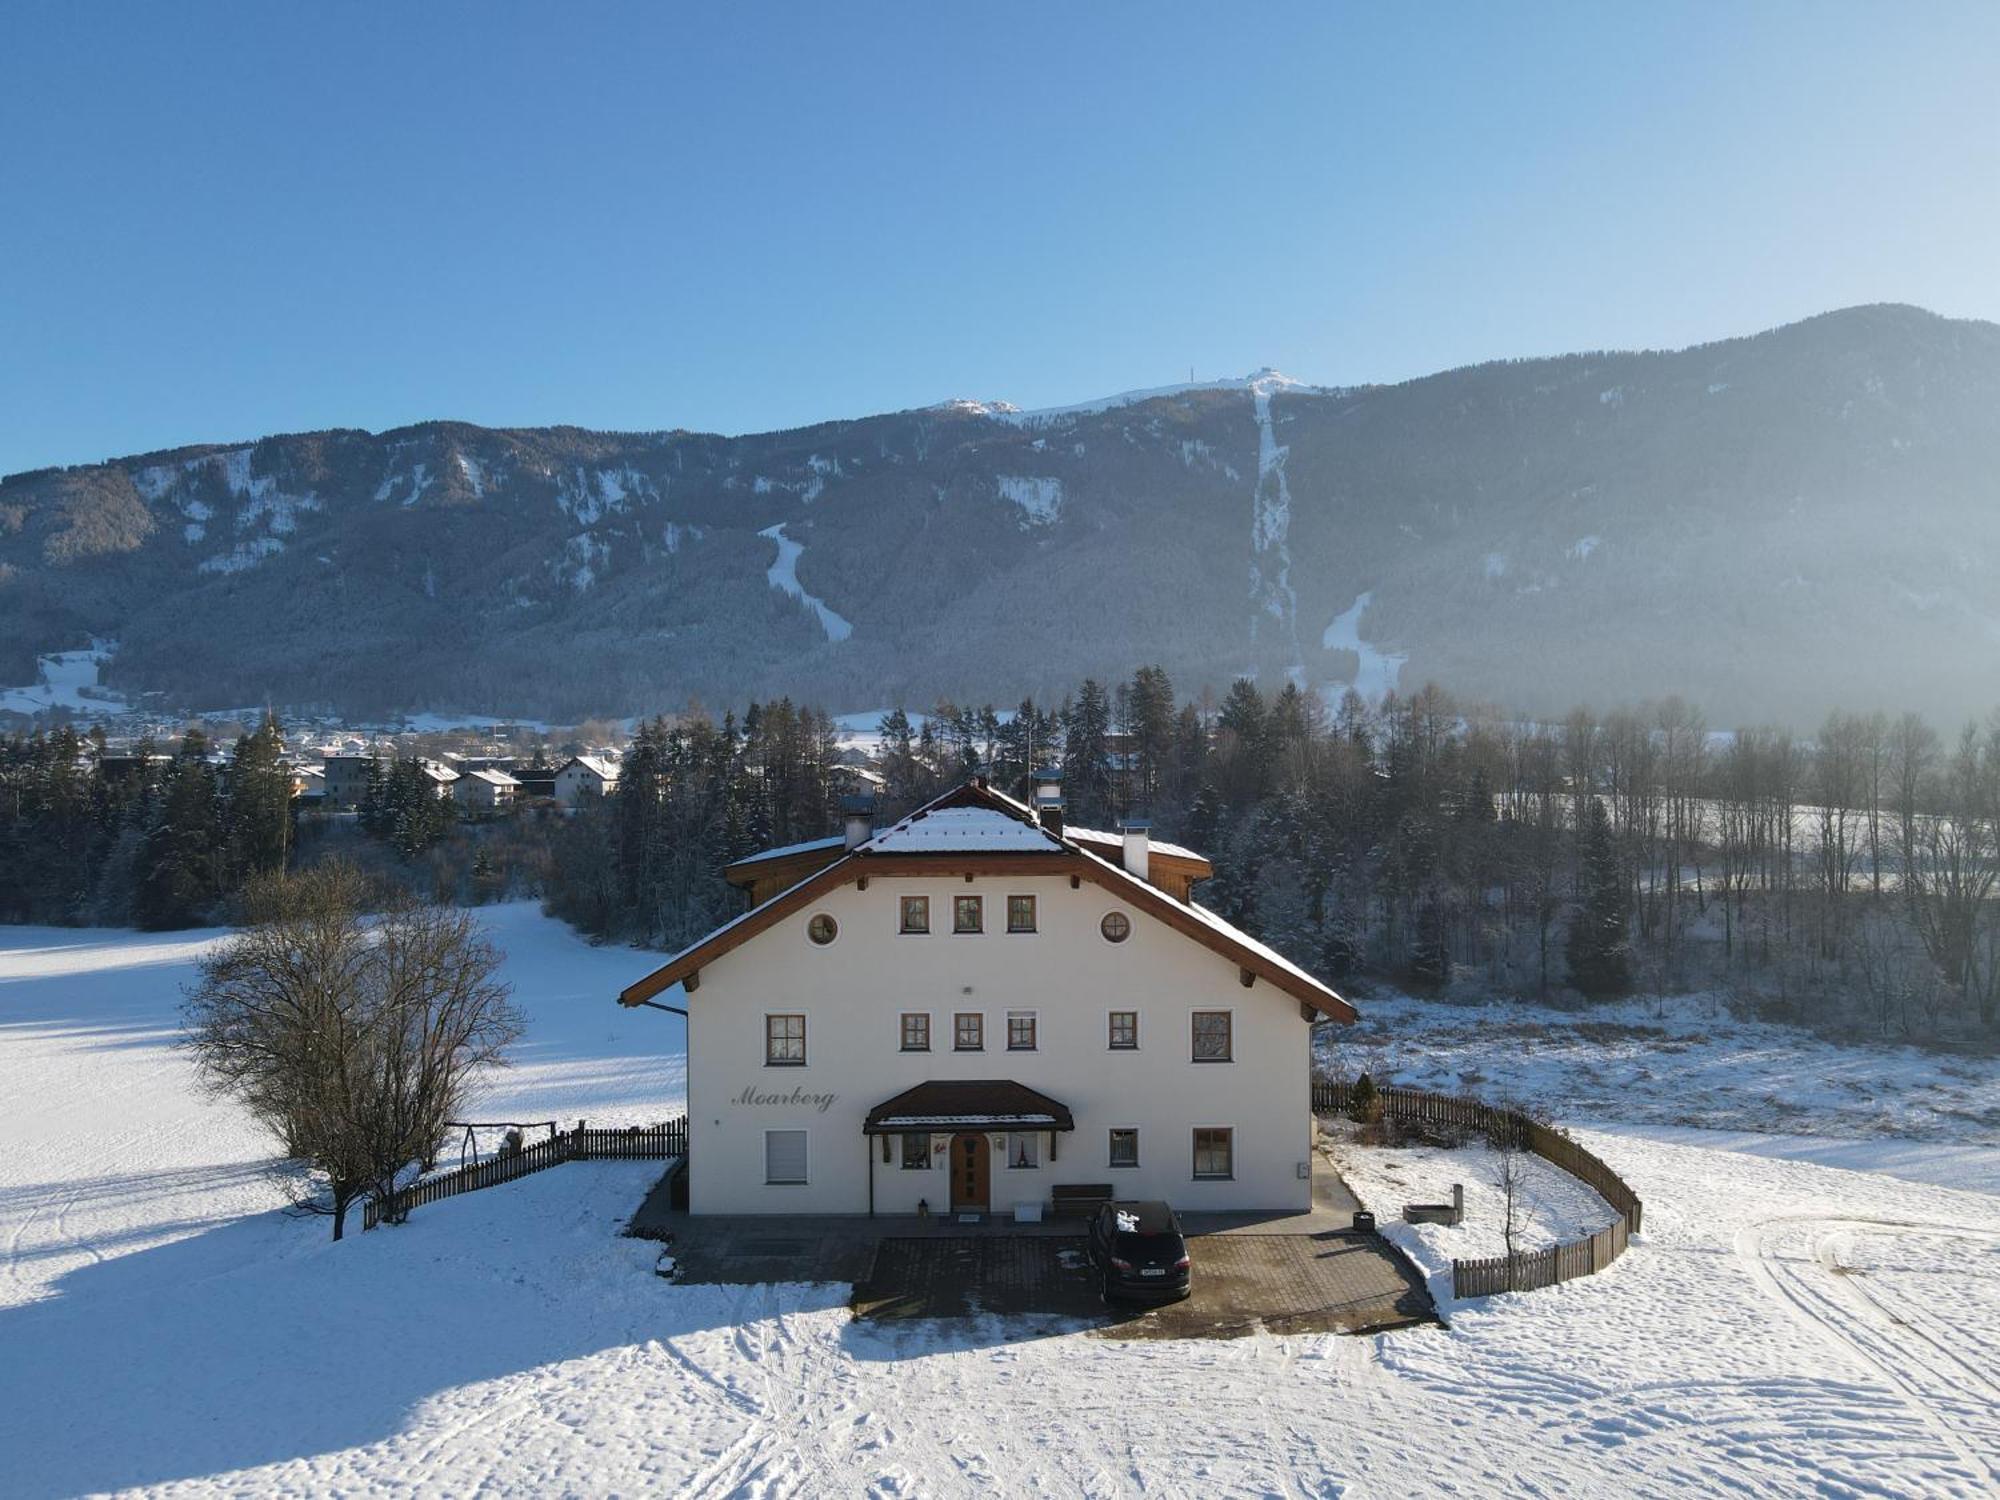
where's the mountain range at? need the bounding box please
[3,303,1997,728]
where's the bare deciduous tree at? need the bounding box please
[1488,1111,1532,1290]
[182,862,523,1239]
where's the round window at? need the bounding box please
[1100,911,1131,944]
[806,913,838,946]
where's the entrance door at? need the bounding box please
[951,1133,990,1213]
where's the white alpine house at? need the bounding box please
[619,777,1353,1216]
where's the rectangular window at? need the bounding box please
[765,1013,806,1066]
[901,1132,930,1170]
[1006,1132,1039,1169]
[900,895,930,934]
[765,1129,808,1185]
[1007,1010,1037,1051]
[954,894,983,934]
[1191,1010,1233,1063]
[1109,1128,1139,1168]
[900,1012,930,1052]
[1006,894,1037,933]
[1108,1010,1138,1050]
[1193,1127,1234,1180]
[954,1012,983,1051]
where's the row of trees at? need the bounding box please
[0,718,294,929]
[544,673,2000,1040]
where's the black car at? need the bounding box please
[1086,1200,1191,1302]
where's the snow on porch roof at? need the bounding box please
[863,1079,1076,1134]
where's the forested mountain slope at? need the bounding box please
[4,303,1996,726]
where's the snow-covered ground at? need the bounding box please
[4,909,1999,1496]
[0,639,124,716]
[1320,1122,1620,1293]
[0,905,681,1314]
[758,523,854,642]
[1319,589,1406,701]
[1323,988,2000,1195]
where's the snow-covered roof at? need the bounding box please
[1065,824,1205,864]
[859,806,1063,855]
[567,755,619,780]
[729,834,847,868]
[619,780,1350,1021]
[467,768,519,787]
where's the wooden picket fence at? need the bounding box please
[1312,1079,1642,1300]
[1451,1217,1630,1298]
[362,1118,687,1231]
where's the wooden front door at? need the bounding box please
[951,1133,990,1212]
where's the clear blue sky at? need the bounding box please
[4,3,1996,474]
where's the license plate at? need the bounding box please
[1141,1268,1166,1277]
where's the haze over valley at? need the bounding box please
[6,303,1995,730]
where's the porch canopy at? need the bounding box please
[863,1079,1075,1135]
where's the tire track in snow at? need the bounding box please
[1735,1215,2000,1493]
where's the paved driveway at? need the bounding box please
[851,1229,1434,1338]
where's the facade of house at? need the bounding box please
[555,755,619,806]
[416,759,460,798]
[453,766,520,812]
[320,754,376,810]
[618,779,1353,1217]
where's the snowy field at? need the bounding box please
[1323,988,2000,1195]
[4,907,1999,1497]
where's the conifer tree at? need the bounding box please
[1062,680,1113,822]
[1567,799,1633,997]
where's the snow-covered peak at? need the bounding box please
[996,368,1329,425]
[928,398,1021,417]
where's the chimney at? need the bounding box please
[1031,767,1065,840]
[841,793,876,851]
[1120,819,1151,883]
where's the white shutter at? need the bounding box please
[765,1129,808,1185]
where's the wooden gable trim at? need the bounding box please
[619,855,857,1006]
[1065,852,1356,1023]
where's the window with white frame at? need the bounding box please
[1007,1132,1039,1169]
[1192,1127,1233,1180]
[765,1129,808,1184]
[1007,894,1037,933]
[900,1012,930,1051]
[900,895,930,934]
[954,1012,983,1051]
[1108,1010,1138,1050]
[1007,1010,1037,1050]
[901,1133,930,1169]
[954,894,983,934]
[1108,1128,1139,1168]
[765,1013,806,1066]
[1191,1009,1233,1063]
